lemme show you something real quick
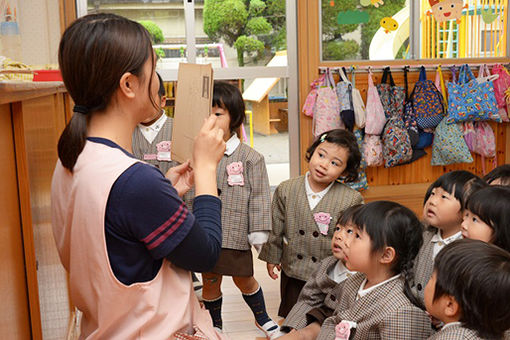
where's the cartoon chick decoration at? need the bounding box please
[427,0,467,24]
[380,17,398,34]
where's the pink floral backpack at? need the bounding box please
[491,64,510,122]
[364,69,386,135]
[312,68,343,137]
[302,73,326,117]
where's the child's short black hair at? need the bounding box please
[351,201,424,307]
[483,164,510,186]
[156,72,165,98]
[336,204,362,226]
[465,185,510,252]
[213,81,245,133]
[433,239,510,339]
[305,129,361,183]
[424,170,487,209]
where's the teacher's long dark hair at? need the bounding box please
[57,13,157,171]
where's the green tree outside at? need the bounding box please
[321,0,407,60]
[139,20,165,58]
[203,0,286,66]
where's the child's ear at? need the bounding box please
[379,246,396,265]
[444,295,460,318]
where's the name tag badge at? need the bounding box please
[143,154,157,160]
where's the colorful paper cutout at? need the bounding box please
[380,17,398,33]
[481,8,498,24]
[337,10,370,25]
[427,0,466,24]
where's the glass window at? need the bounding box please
[420,0,508,59]
[320,0,508,61]
[196,0,287,68]
[321,0,410,61]
[86,0,187,69]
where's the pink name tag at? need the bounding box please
[143,154,157,160]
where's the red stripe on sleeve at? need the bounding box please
[146,208,188,250]
[142,204,184,244]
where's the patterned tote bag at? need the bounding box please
[446,64,498,124]
[431,117,473,166]
[365,69,386,135]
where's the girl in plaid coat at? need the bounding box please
[201,82,282,339]
[277,201,433,340]
[259,129,364,318]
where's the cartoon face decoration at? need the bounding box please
[429,0,465,23]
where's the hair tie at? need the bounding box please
[320,134,327,143]
[73,105,90,114]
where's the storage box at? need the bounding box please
[32,70,62,82]
[171,63,213,163]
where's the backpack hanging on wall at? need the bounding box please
[351,68,366,129]
[376,67,405,120]
[476,64,501,122]
[413,66,445,129]
[312,68,344,137]
[446,64,498,124]
[363,134,384,167]
[491,64,510,122]
[302,73,326,117]
[402,66,419,147]
[340,129,368,191]
[364,69,386,135]
[381,116,413,167]
[431,117,473,166]
[336,67,355,131]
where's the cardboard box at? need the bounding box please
[171,63,214,163]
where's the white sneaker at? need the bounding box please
[213,326,223,334]
[255,320,284,340]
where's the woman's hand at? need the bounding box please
[266,263,281,280]
[193,115,225,169]
[166,160,194,197]
[192,115,226,197]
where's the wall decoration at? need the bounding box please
[360,0,384,8]
[380,16,398,33]
[338,10,370,25]
[481,8,498,24]
[427,0,466,24]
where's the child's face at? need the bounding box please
[424,271,443,320]
[211,105,231,142]
[308,142,349,188]
[423,187,462,230]
[340,225,378,273]
[461,210,493,243]
[331,223,349,262]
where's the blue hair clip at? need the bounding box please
[320,134,327,143]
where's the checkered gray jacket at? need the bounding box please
[283,256,349,330]
[184,143,271,250]
[258,175,363,282]
[427,324,484,340]
[132,117,178,175]
[412,227,437,306]
[213,142,271,250]
[317,273,433,340]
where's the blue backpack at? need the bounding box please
[412,66,445,129]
